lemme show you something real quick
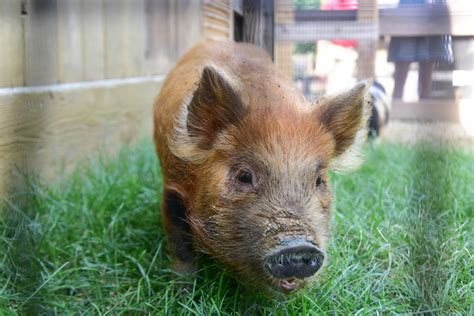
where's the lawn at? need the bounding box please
[1,139,473,315]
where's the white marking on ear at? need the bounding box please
[329,89,371,173]
[169,91,209,163]
[168,64,242,164]
[203,63,242,92]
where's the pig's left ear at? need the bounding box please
[314,82,371,173]
[171,65,246,163]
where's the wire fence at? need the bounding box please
[274,0,474,102]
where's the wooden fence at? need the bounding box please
[0,0,210,87]
[275,0,474,80]
[274,0,474,122]
[0,0,232,197]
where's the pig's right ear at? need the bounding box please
[314,82,371,173]
[171,65,246,163]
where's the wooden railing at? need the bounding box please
[276,5,474,42]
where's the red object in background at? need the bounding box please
[321,0,358,48]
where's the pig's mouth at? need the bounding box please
[276,277,303,292]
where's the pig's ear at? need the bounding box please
[314,82,371,173]
[171,65,246,163]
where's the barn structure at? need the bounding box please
[0,0,473,196]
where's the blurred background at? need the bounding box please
[0,0,473,192]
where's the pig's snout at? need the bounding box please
[264,240,324,279]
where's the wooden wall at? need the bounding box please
[0,1,24,88]
[0,0,233,197]
[0,79,163,195]
[203,0,232,41]
[0,0,207,88]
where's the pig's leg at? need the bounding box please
[162,188,196,275]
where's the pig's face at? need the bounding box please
[171,66,370,293]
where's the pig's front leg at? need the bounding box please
[162,188,196,275]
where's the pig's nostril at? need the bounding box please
[264,241,324,279]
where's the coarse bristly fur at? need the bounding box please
[153,40,371,294]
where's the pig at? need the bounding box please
[153,41,371,293]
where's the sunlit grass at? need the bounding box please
[1,140,473,314]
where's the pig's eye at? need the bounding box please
[237,170,253,185]
[316,176,324,188]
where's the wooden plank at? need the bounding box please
[295,9,356,21]
[204,29,230,41]
[205,13,230,28]
[168,0,178,64]
[104,0,147,78]
[204,2,230,17]
[356,39,376,80]
[0,77,164,197]
[241,0,274,58]
[122,0,146,77]
[57,0,83,83]
[357,0,378,22]
[356,0,377,80]
[203,1,231,41]
[262,0,274,59]
[275,0,293,24]
[144,0,174,74]
[275,42,293,80]
[279,7,474,37]
[243,0,263,47]
[276,21,378,42]
[205,21,230,33]
[379,7,474,36]
[103,0,124,79]
[176,0,204,58]
[82,0,105,81]
[391,100,460,122]
[24,0,58,86]
[203,0,229,13]
[0,0,24,87]
[275,0,293,80]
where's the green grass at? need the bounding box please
[1,140,473,314]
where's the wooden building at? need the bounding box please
[0,0,277,196]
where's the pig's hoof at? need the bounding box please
[170,261,197,294]
[171,260,197,276]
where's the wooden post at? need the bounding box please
[82,0,105,81]
[275,0,293,80]
[356,0,378,80]
[57,0,83,83]
[242,0,274,59]
[103,0,147,79]
[24,0,58,86]
[262,0,275,59]
[176,0,204,58]
[0,0,24,87]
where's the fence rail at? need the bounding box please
[276,5,474,42]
